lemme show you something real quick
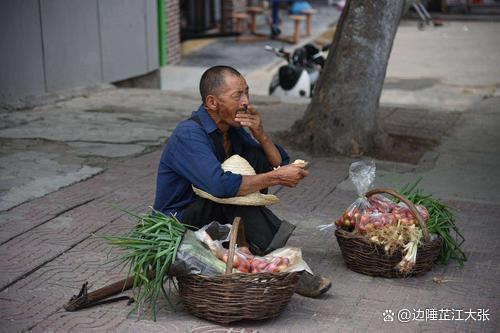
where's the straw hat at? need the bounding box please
[192,155,280,206]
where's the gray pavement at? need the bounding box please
[0,89,199,211]
[1,95,498,333]
[1,13,500,333]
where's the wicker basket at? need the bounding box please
[177,217,301,324]
[335,188,442,278]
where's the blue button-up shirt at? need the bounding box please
[153,105,290,218]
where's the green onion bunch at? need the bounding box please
[399,179,467,266]
[104,208,187,320]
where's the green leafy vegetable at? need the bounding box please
[104,207,187,320]
[399,178,467,266]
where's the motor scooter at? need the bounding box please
[266,43,328,98]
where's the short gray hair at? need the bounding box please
[199,66,242,103]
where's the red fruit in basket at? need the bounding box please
[257,261,270,271]
[250,260,259,272]
[239,258,250,271]
[380,214,395,226]
[250,258,259,268]
[238,266,250,273]
[265,263,280,273]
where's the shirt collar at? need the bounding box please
[193,104,218,134]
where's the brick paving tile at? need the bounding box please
[0,288,66,333]
[0,148,499,332]
[0,151,160,245]
[275,158,351,217]
[0,152,159,291]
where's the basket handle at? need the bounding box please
[225,216,241,275]
[365,188,430,242]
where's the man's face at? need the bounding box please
[213,74,249,128]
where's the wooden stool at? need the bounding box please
[301,8,317,36]
[289,15,306,44]
[234,12,249,33]
[246,6,264,34]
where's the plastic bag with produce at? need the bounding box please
[319,161,430,233]
[334,161,376,231]
[195,221,312,274]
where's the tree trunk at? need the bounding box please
[289,0,404,156]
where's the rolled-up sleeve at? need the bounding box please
[275,144,290,165]
[167,123,242,198]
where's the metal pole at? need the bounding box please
[412,2,426,24]
[416,2,432,23]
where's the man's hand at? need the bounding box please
[237,162,309,196]
[274,163,309,187]
[235,105,282,167]
[234,105,265,141]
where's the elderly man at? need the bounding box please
[153,65,330,297]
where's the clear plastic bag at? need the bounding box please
[392,202,430,225]
[320,161,429,233]
[264,247,312,274]
[319,161,375,231]
[194,221,312,275]
[168,230,227,277]
[333,161,376,231]
[356,212,396,232]
[368,194,394,213]
[350,160,376,202]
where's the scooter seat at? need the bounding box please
[279,65,302,90]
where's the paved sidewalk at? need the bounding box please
[1,16,500,333]
[0,93,499,332]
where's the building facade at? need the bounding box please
[0,0,247,105]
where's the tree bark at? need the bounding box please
[289,0,404,156]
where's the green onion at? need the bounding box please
[103,207,188,320]
[398,178,467,266]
